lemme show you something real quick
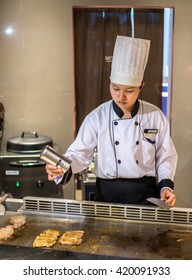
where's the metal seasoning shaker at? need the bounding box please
[40,145,72,173]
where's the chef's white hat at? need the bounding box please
[110,36,150,87]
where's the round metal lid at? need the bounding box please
[6,132,53,154]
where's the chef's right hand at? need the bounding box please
[161,188,176,207]
[45,164,64,181]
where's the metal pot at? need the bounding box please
[6,131,53,154]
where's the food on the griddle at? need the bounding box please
[33,236,57,248]
[33,229,61,248]
[9,215,26,229]
[43,229,61,237]
[59,230,84,245]
[0,225,14,240]
[0,215,26,240]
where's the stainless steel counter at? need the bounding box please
[1,197,192,260]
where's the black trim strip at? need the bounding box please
[112,100,140,118]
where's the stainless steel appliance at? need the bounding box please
[0,132,65,198]
[81,154,97,200]
[1,196,192,259]
[0,152,62,198]
[82,169,96,200]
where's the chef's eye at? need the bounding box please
[113,87,119,91]
[126,89,134,93]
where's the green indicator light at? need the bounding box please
[15,182,21,188]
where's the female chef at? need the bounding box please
[46,36,178,207]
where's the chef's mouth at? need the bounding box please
[117,100,127,106]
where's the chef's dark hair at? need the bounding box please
[139,81,144,90]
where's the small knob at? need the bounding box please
[36,180,44,188]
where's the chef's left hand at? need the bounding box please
[160,188,176,207]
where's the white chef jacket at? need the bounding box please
[66,99,178,188]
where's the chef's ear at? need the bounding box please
[139,81,145,91]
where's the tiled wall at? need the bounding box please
[0,0,192,206]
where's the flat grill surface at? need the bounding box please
[1,211,192,259]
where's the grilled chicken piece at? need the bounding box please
[59,230,84,245]
[9,215,26,229]
[0,225,14,240]
[42,229,61,238]
[33,229,61,248]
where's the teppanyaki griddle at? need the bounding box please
[1,196,192,260]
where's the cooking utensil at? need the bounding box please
[0,194,9,216]
[146,197,170,210]
[6,131,53,154]
[40,145,71,173]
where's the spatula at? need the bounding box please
[146,197,170,210]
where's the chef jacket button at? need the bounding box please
[117,160,121,164]
[114,121,118,125]
[136,141,139,145]
[115,141,119,145]
[135,121,139,126]
[136,160,139,164]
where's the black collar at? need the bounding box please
[112,100,140,118]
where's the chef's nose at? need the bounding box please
[119,90,127,98]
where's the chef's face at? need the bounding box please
[110,83,141,112]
